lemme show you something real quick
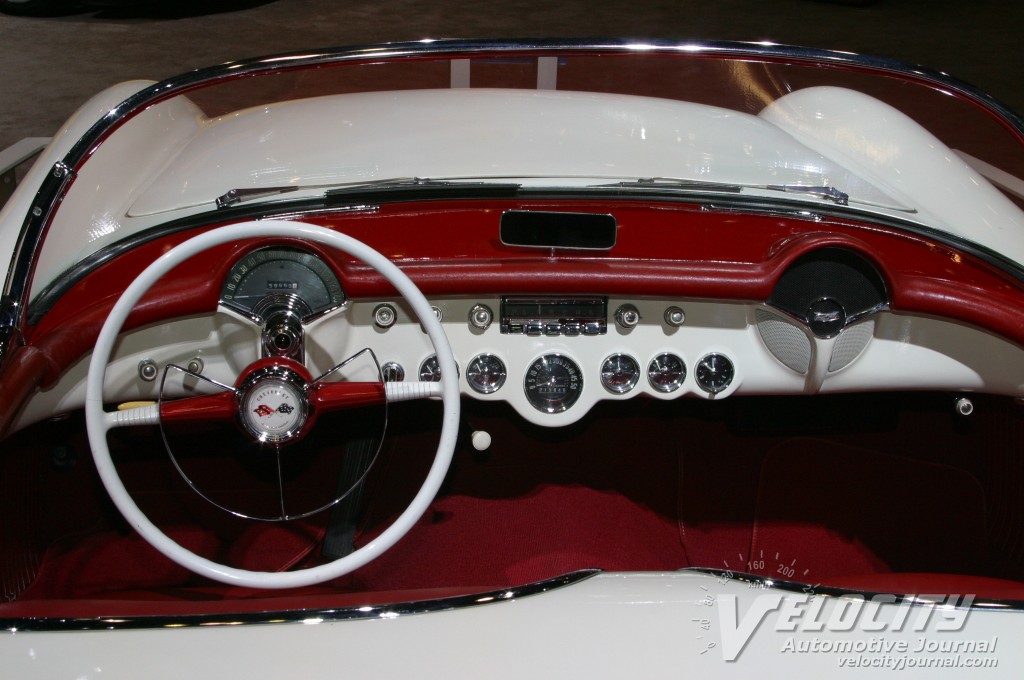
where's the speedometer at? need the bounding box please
[220,248,345,321]
[524,354,583,413]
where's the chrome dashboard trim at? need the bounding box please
[764,300,890,340]
[0,568,601,633]
[6,38,1024,366]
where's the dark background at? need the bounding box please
[0,0,1020,151]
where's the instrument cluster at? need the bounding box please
[356,294,746,427]
[212,246,746,426]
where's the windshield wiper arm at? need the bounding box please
[216,186,299,208]
[766,184,849,206]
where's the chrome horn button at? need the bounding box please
[238,365,310,444]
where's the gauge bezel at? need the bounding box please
[419,355,442,382]
[600,353,640,395]
[647,352,687,393]
[220,246,346,323]
[466,353,507,394]
[419,354,460,382]
[524,353,584,414]
[695,353,735,394]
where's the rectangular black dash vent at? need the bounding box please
[500,211,616,250]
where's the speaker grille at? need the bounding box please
[768,248,887,338]
[756,309,812,374]
[829,319,875,372]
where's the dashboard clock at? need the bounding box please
[695,353,735,394]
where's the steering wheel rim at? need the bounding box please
[85,220,460,589]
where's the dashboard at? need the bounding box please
[15,226,1024,431]
[185,244,1021,426]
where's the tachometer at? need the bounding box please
[220,248,345,321]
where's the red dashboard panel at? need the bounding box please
[23,198,1024,388]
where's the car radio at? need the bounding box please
[500,296,608,336]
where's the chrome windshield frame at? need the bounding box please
[3,38,1024,367]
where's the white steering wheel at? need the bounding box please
[85,221,460,589]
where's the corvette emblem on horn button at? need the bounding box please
[238,365,310,444]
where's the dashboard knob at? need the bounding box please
[471,430,492,451]
[955,397,974,416]
[468,303,493,330]
[382,362,405,382]
[614,304,641,330]
[664,306,686,327]
[138,359,158,382]
[373,303,397,329]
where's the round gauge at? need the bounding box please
[648,353,686,393]
[419,355,460,382]
[221,248,345,320]
[419,355,442,382]
[524,354,583,413]
[695,353,735,394]
[466,354,507,394]
[601,353,640,394]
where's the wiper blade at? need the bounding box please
[215,178,522,209]
[325,177,521,204]
[602,178,850,206]
[216,186,299,208]
[599,177,742,193]
[766,184,849,206]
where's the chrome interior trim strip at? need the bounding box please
[5,38,1024,364]
[0,568,601,633]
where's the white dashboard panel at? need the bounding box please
[15,296,1024,431]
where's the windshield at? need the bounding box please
[25,42,1024,300]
